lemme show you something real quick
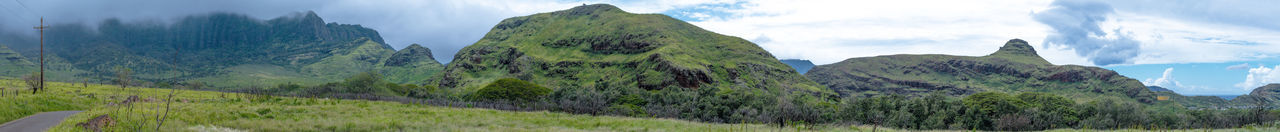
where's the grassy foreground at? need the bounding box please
[3,79,1278,131]
[2,80,884,131]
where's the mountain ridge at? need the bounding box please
[806,39,1156,103]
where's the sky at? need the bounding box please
[2,0,1279,95]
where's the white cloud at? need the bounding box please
[1236,65,1280,90]
[1143,68,1181,87]
[1227,63,1252,70]
[1143,67,1220,94]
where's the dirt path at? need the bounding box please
[0,111,82,132]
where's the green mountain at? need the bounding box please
[1232,84,1280,106]
[434,4,826,94]
[1147,86,1230,108]
[805,39,1156,103]
[0,44,35,76]
[379,44,444,84]
[780,59,815,74]
[0,11,442,88]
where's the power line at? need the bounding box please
[0,2,30,21]
[12,0,28,12]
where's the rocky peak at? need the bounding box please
[984,39,1051,65]
[301,11,325,25]
[990,39,1039,57]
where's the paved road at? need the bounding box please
[0,111,82,132]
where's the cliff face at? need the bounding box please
[434,4,827,95]
[806,39,1156,103]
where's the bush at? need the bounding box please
[343,72,385,94]
[473,78,551,102]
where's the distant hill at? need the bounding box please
[0,44,35,76]
[0,11,443,88]
[780,59,815,74]
[1147,86,1230,108]
[1148,86,1174,92]
[1232,84,1280,106]
[805,39,1156,103]
[434,4,826,94]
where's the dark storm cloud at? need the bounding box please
[1033,0,1140,66]
[0,0,557,63]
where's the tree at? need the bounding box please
[473,78,551,102]
[23,72,40,94]
[1016,92,1078,129]
[115,66,132,90]
[961,92,1026,130]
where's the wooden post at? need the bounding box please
[33,17,48,93]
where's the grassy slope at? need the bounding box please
[185,64,328,88]
[1,80,877,131]
[438,4,824,94]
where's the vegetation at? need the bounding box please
[473,78,551,102]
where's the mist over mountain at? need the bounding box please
[0,11,441,88]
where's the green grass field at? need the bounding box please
[2,79,1276,131]
[1,80,889,131]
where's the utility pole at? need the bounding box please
[33,17,48,93]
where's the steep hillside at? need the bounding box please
[379,44,444,84]
[0,12,441,88]
[780,59,815,74]
[435,4,825,94]
[806,39,1156,103]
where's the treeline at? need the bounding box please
[261,73,1278,131]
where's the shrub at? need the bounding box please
[473,78,551,102]
[342,72,385,93]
